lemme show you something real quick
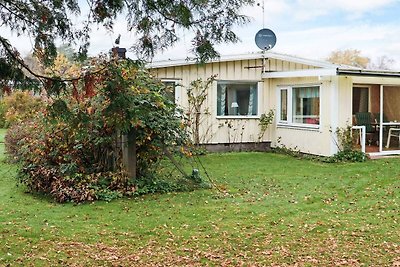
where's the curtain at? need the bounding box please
[227,87,237,115]
[296,87,319,98]
[383,86,400,121]
[248,85,257,115]
[292,86,320,124]
[359,88,368,113]
[218,84,226,115]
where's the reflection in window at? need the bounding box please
[217,82,258,116]
[292,86,320,125]
[280,89,287,121]
[163,81,176,102]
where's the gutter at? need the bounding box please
[336,68,400,78]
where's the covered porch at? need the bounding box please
[352,83,400,155]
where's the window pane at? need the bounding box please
[292,86,320,124]
[352,87,369,114]
[217,82,258,116]
[280,89,287,121]
[163,81,176,102]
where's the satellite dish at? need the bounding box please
[255,28,277,51]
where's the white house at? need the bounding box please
[149,51,400,157]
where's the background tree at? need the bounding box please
[369,55,395,70]
[327,49,370,68]
[327,49,396,70]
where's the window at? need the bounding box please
[217,81,258,116]
[279,85,320,126]
[162,80,180,103]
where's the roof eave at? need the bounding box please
[147,51,340,69]
[337,68,400,78]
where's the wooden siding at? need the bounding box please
[151,58,319,81]
[149,57,336,155]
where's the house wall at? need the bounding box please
[151,58,321,145]
[150,58,345,156]
[265,76,346,156]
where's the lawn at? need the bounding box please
[0,139,399,266]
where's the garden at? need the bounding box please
[0,2,398,264]
[1,128,399,265]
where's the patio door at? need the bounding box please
[380,85,400,153]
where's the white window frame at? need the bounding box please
[277,84,321,128]
[216,80,262,119]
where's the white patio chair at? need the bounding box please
[386,128,400,148]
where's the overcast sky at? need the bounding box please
[154,0,400,69]
[4,0,400,69]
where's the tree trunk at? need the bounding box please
[122,129,136,179]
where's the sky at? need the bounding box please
[4,0,400,69]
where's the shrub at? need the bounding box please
[4,119,38,162]
[1,91,45,127]
[17,59,194,203]
[17,105,136,202]
[329,125,367,163]
[0,101,6,128]
[328,150,366,163]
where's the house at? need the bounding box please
[149,51,400,157]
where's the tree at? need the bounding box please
[0,0,254,87]
[8,59,200,202]
[327,49,370,68]
[186,75,216,145]
[369,55,395,70]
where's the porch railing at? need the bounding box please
[351,125,366,153]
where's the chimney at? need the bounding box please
[111,47,127,59]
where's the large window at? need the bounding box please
[217,81,258,116]
[279,85,320,126]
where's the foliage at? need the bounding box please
[45,53,81,78]
[0,101,6,128]
[0,45,41,92]
[4,119,38,162]
[327,49,370,68]
[16,59,193,202]
[186,75,216,145]
[1,151,399,266]
[0,128,6,143]
[329,125,366,162]
[258,109,274,141]
[273,136,302,158]
[328,149,366,163]
[0,0,254,87]
[1,91,45,127]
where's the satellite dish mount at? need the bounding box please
[254,28,277,72]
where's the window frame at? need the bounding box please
[215,80,262,119]
[277,84,321,128]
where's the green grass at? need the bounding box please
[1,147,399,266]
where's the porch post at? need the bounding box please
[379,85,384,152]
